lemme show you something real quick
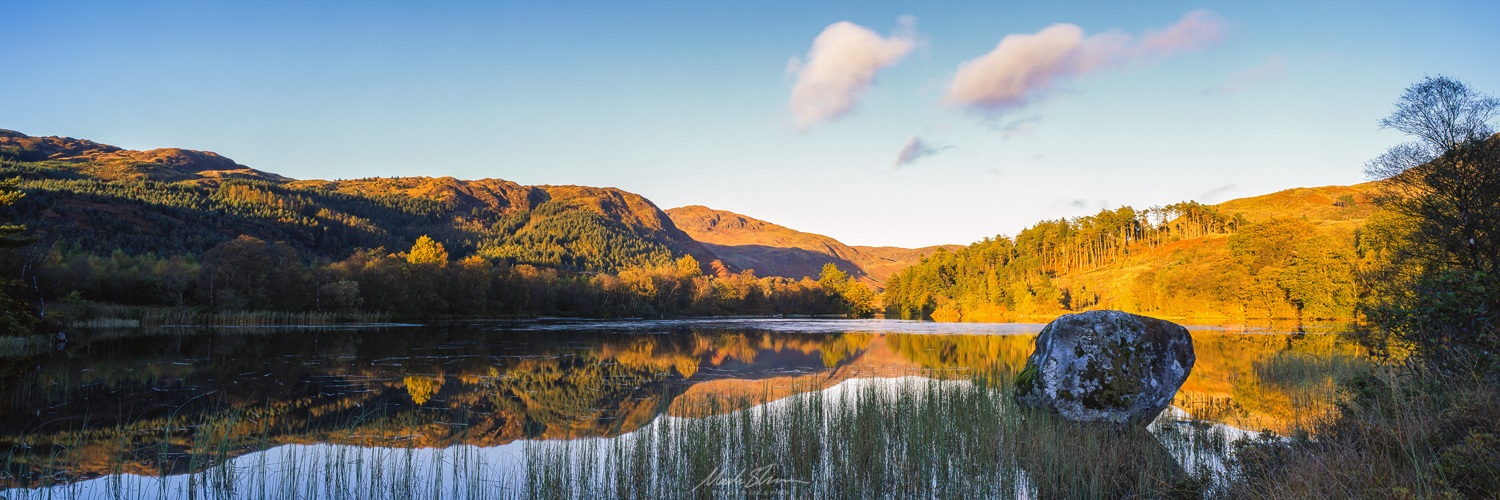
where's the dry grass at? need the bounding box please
[1224,366,1500,499]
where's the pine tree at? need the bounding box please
[0,177,38,335]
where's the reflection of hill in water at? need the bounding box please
[0,321,1367,485]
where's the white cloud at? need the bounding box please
[789,20,916,129]
[944,10,1225,114]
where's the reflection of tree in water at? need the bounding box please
[0,324,1374,486]
[0,326,880,486]
[883,333,1036,378]
[403,374,443,405]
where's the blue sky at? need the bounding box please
[4,0,1498,248]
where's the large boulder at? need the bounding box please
[1014,310,1194,425]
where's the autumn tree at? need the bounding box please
[407,235,449,265]
[818,263,874,318]
[199,236,310,311]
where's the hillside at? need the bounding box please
[882,186,1380,321]
[667,205,959,286]
[0,129,287,183]
[0,129,718,272]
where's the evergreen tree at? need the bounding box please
[0,178,38,335]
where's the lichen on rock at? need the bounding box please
[1015,310,1195,425]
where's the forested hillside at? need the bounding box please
[0,130,714,273]
[0,129,877,321]
[883,191,1378,320]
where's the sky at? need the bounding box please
[3,0,1498,248]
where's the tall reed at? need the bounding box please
[5,373,1243,499]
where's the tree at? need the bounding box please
[199,235,309,311]
[1374,75,1499,153]
[0,178,35,250]
[1365,76,1500,276]
[407,235,449,265]
[1363,76,1500,374]
[0,178,39,335]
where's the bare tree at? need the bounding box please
[1378,76,1499,151]
[1365,76,1500,275]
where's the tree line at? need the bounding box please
[19,235,873,322]
[882,204,1359,320]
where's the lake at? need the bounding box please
[0,318,1369,499]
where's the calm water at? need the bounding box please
[0,318,1368,498]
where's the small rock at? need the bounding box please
[1015,310,1195,425]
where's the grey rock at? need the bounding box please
[1014,310,1194,425]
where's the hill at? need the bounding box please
[0,129,718,273]
[0,129,288,183]
[882,186,1379,321]
[667,205,959,286]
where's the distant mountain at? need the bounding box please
[0,130,719,272]
[666,205,960,286]
[0,129,288,183]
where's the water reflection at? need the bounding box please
[0,319,1369,491]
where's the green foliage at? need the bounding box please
[1367,270,1499,374]
[1361,76,1500,375]
[0,178,34,250]
[1432,431,1500,496]
[0,177,38,335]
[883,206,1350,320]
[477,200,680,273]
[816,264,874,318]
[0,156,698,276]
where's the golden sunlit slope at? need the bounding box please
[1040,184,1379,320]
[667,205,959,286]
[885,183,1383,322]
[0,129,288,183]
[1215,183,1378,222]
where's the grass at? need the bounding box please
[2,401,513,500]
[1253,350,1373,394]
[0,372,1242,500]
[53,301,391,327]
[517,374,1229,500]
[0,335,51,357]
[1222,366,1500,499]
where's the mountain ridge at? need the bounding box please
[666,205,962,286]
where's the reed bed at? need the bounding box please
[60,304,390,327]
[521,375,1232,500]
[2,403,512,500]
[3,375,1246,500]
[1253,350,1372,394]
[0,335,51,357]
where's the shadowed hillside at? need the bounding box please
[667,205,959,286]
[0,129,719,272]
